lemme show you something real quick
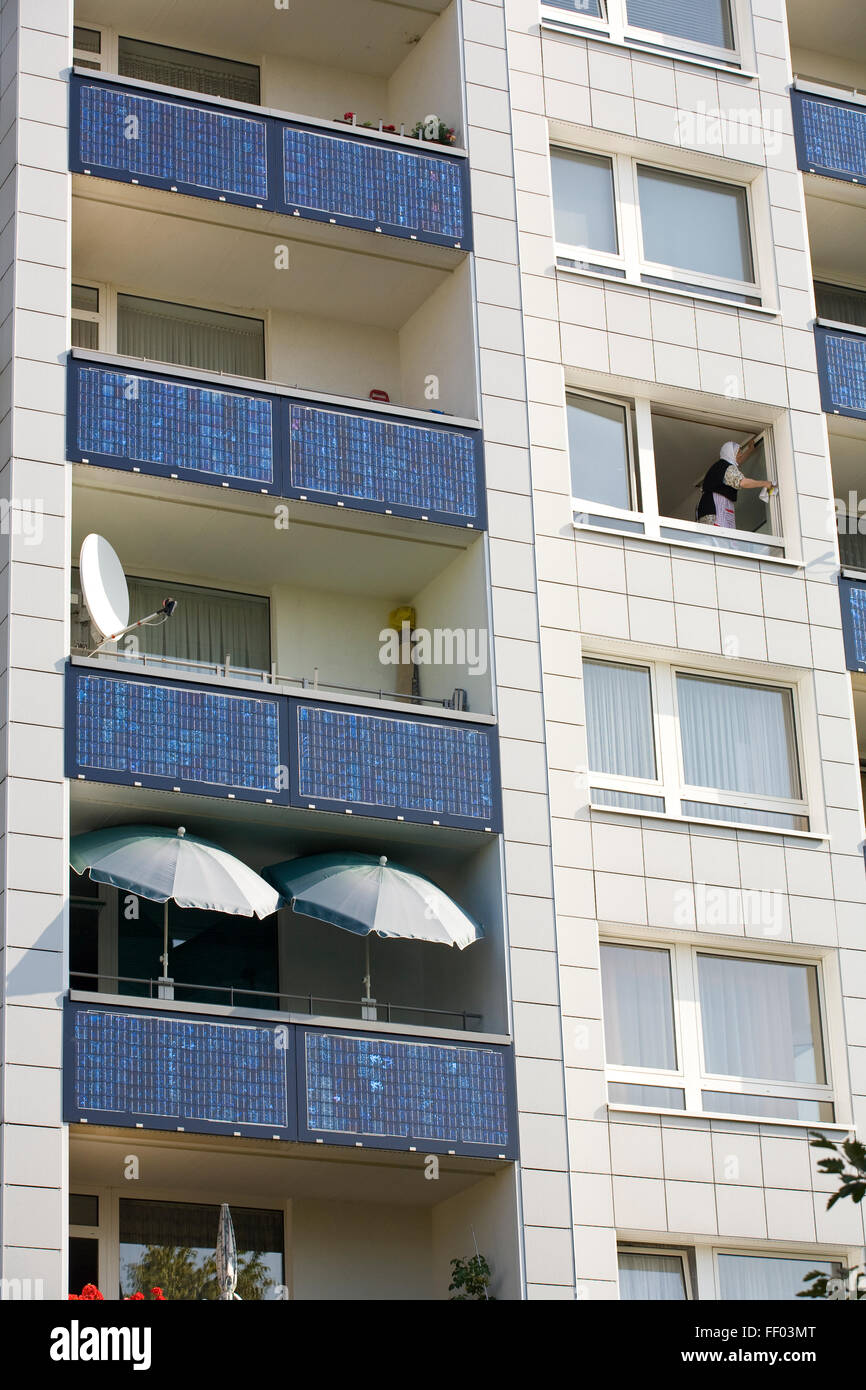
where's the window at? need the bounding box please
[69,1194,101,1296]
[717,1254,842,1301]
[618,1248,690,1300]
[71,283,102,350]
[583,658,809,831]
[541,0,742,68]
[815,280,866,330]
[567,393,637,512]
[117,38,261,106]
[73,25,103,70]
[601,941,835,1122]
[625,0,733,52]
[552,148,761,305]
[116,294,266,378]
[119,1200,283,1300]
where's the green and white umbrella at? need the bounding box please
[263,851,483,1007]
[70,824,280,979]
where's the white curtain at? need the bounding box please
[718,1255,837,1301]
[585,660,656,779]
[677,675,800,799]
[619,1252,687,1300]
[626,0,733,48]
[117,295,265,379]
[601,943,677,1069]
[126,578,270,670]
[698,955,824,1084]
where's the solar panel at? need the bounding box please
[302,1030,512,1150]
[75,80,269,202]
[72,364,276,487]
[280,125,467,243]
[288,403,481,522]
[68,1005,290,1134]
[69,670,286,800]
[792,89,866,183]
[839,577,866,672]
[814,325,866,420]
[293,702,499,828]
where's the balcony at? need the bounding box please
[70,71,471,251]
[791,83,866,187]
[67,352,485,528]
[814,322,866,420]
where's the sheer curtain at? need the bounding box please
[626,0,733,48]
[126,578,270,670]
[618,1252,687,1300]
[601,943,677,1069]
[698,955,825,1084]
[117,38,261,105]
[117,295,266,379]
[718,1255,837,1301]
[677,675,800,799]
[584,660,656,779]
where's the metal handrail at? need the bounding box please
[70,971,483,1030]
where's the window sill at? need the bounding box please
[539,17,757,82]
[573,519,801,569]
[607,1102,850,1133]
[588,799,827,842]
[555,259,779,317]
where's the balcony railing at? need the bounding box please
[67,352,486,529]
[66,660,502,832]
[839,575,866,673]
[64,996,517,1159]
[791,84,866,185]
[70,72,472,250]
[814,323,866,421]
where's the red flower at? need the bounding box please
[343,112,354,121]
[383,124,396,133]
[68,1294,80,1300]
[125,1292,145,1300]
[80,1284,104,1300]
[151,1287,166,1300]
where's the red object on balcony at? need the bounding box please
[369,389,390,403]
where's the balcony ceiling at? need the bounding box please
[78,0,447,77]
[787,0,866,69]
[806,193,866,290]
[72,188,451,331]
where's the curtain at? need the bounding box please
[718,1255,838,1301]
[601,943,677,1069]
[626,0,733,49]
[584,660,656,779]
[638,167,752,283]
[120,1200,282,1253]
[126,577,270,669]
[839,530,866,570]
[677,675,800,799]
[815,281,866,329]
[118,37,260,105]
[697,955,825,1084]
[618,1252,687,1300]
[117,295,265,379]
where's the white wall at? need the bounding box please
[790,46,866,90]
[261,54,387,125]
[271,585,394,695]
[388,2,464,146]
[399,258,478,417]
[290,1199,433,1299]
[431,1166,523,1300]
[409,535,491,712]
[268,309,401,404]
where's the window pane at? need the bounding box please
[609,1081,685,1108]
[682,801,808,831]
[545,0,604,12]
[698,955,826,1084]
[567,395,632,509]
[702,1091,834,1122]
[118,38,261,105]
[72,284,99,313]
[117,295,266,378]
[626,0,733,49]
[584,660,656,780]
[70,1194,99,1226]
[71,319,99,350]
[619,1251,687,1300]
[551,150,618,253]
[601,943,677,1069]
[74,26,101,53]
[638,167,752,283]
[677,675,800,800]
[119,1200,283,1300]
[814,281,866,329]
[718,1255,841,1302]
[591,787,665,813]
[69,1238,100,1296]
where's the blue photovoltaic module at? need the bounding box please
[294,702,498,826]
[839,577,866,673]
[69,1007,290,1130]
[288,404,479,520]
[73,365,276,484]
[70,670,284,797]
[281,126,466,241]
[814,326,866,420]
[792,89,866,182]
[302,1031,511,1148]
[76,81,269,199]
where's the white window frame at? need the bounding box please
[73,23,116,71]
[553,146,762,306]
[569,390,784,558]
[585,656,812,833]
[601,939,836,1122]
[71,278,108,351]
[540,0,749,73]
[617,1244,694,1300]
[566,388,641,518]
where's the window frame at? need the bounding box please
[566,388,640,517]
[617,1243,693,1300]
[71,279,107,352]
[601,939,836,1122]
[73,24,109,70]
[711,1248,845,1302]
[584,655,811,832]
[540,0,748,73]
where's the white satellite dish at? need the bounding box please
[78,533,177,654]
[79,533,130,639]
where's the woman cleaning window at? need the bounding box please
[696,436,774,530]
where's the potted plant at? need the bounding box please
[448,1254,495,1300]
[411,114,457,146]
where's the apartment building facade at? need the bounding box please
[0,0,863,1301]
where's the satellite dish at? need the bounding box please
[79,533,130,639]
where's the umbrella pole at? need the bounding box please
[159,901,173,1001]
[362,937,377,1022]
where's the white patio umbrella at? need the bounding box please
[70,824,281,981]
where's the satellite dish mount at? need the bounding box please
[79,533,177,656]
